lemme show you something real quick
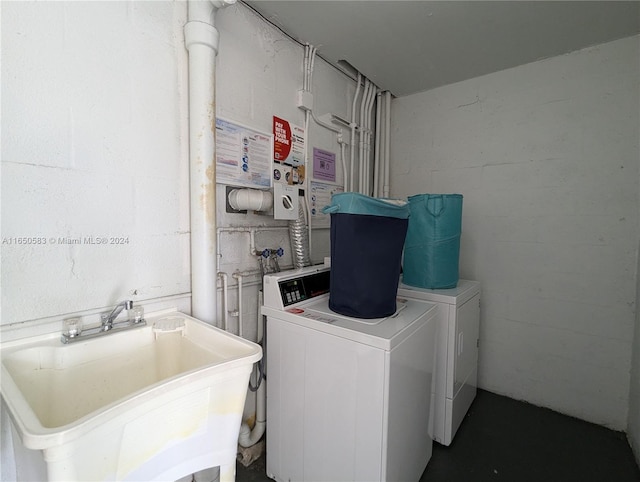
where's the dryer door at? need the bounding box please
[452,293,480,398]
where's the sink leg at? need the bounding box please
[219,461,236,482]
[192,464,235,482]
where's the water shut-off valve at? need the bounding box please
[261,248,284,259]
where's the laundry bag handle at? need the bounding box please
[425,194,446,217]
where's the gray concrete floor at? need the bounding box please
[236,389,640,481]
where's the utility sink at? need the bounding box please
[0,311,262,482]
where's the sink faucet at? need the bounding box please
[101,300,133,332]
[61,299,146,344]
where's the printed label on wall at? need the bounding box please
[216,118,272,188]
[309,181,344,228]
[273,116,306,185]
[312,147,336,182]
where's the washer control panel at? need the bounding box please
[278,270,330,307]
[263,265,331,310]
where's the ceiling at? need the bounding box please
[243,1,640,97]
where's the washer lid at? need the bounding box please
[398,279,480,306]
[264,297,437,351]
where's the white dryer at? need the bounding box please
[262,265,438,482]
[397,280,481,446]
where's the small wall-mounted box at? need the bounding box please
[273,184,298,220]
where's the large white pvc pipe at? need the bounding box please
[228,188,274,212]
[185,1,220,324]
[185,3,234,480]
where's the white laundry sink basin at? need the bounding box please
[1,311,262,482]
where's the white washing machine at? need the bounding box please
[262,265,438,482]
[397,280,481,446]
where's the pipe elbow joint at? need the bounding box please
[238,420,266,448]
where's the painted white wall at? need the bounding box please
[629,81,640,462]
[1,1,350,335]
[212,5,353,342]
[390,35,640,431]
[1,1,191,473]
[0,1,354,467]
[630,241,640,464]
[1,1,191,325]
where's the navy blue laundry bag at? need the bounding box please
[402,193,463,289]
[322,192,409,319]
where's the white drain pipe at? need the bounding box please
[185,2,235,481]
[185,0,236,324]
[238,290,266,448]
[185,0,224,324]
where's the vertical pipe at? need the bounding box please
[234,272,244,337]
[384,91,391,198]
[185,1,219,324]
[304,109,312,258]
[362,82,375,195]
[359,79,370,194]
[350,73,362,192]
[340,140,347,190]
[218,272,228,330]
[186,3,238,480]
[373,91,382,197]
[367,86,377,195]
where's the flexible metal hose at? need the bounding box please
[289,197,311,268]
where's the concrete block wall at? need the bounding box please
[1,1,191,324]
[0,0,352,471]
[390,35,639,431]
[631,242,640,463]
[1,1,347,333]
[213,4,353,342]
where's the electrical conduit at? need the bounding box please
[358,79,369,193]
[373,91,382,198]
[364,81,376,195]
[350,73,362,192]
[384,91,391,198]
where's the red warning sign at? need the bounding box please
[273,116,292,163]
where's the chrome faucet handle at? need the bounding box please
[103,300,134,330]
[100,313,113,331]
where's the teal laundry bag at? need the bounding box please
[402,193,463,289]
[323,192,409,318]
